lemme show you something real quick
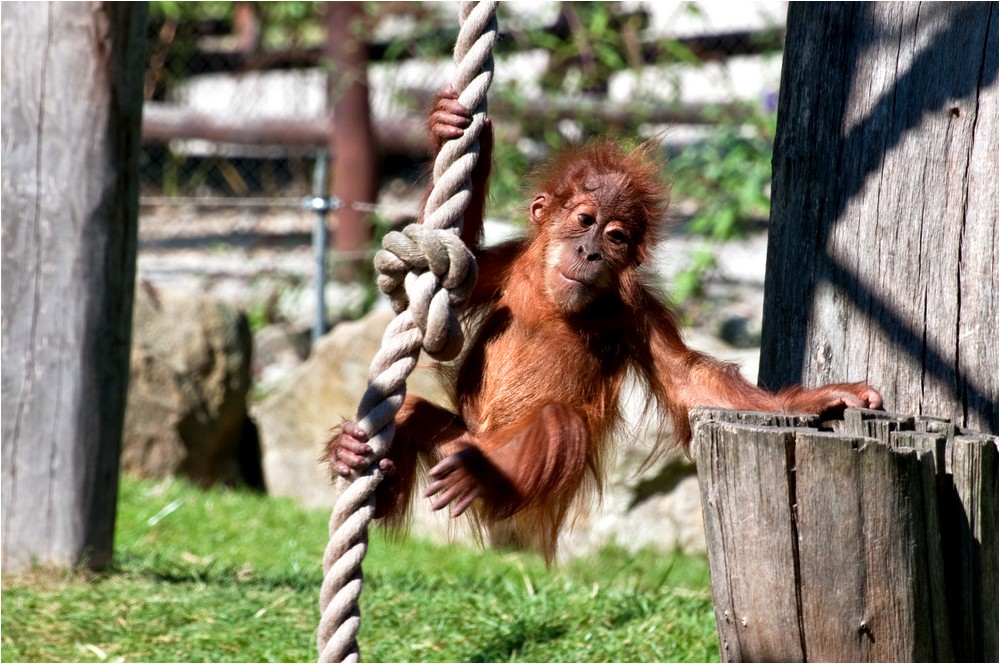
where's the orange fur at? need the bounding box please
[326,91,882,561]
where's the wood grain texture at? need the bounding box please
[1,3,146,571]
[693,409,998,661]
[690,406,821,430]
[693,422,804,662]
[794,432,950,661]
[759,2,998,434]
[948,435,999,660]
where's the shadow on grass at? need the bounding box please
[466,616,571,663]
[109,551,321,591]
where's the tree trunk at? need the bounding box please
[327,1,377,282]
[1,2,146,572]
[759,2,998,434]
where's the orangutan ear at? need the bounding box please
[530,194,549,225]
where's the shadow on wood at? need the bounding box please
[691,407,998,662]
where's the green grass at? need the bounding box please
[2,477,719,662]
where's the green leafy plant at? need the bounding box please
[670,107,776,242]
[669,247,718,306]
[256,2,325,49]
[667,106,777,306]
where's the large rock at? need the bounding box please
[252,323,310,396]
[256,309,761,557]
[254,308,452,512]
[123,285,262,488]
[557,429,706,560]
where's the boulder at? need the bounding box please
[254,308,453,512]
[122,284,262,489]
[252,323,310,396]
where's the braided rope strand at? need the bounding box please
[316,3,498,661]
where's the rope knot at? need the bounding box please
[374,224,477,360]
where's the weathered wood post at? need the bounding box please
[759,2,998,435]
[693,409,997,662]
[694,2,998,661]
[1,3,147,572]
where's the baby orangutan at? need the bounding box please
[327,87,882,559]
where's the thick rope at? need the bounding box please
[316,3,498,662]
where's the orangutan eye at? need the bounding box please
[578,213,596,227]
[607,228,628,245]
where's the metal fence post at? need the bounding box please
[303,150,340,345]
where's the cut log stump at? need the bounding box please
[692,407,997,662]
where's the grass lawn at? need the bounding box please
[2,476,719,662]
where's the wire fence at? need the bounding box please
[140,1,787,207]
[137,1,788,336]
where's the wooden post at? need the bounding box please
[1,3,147,572]
[326,1,377,283]
[759,3,999,434]
[693,408,998,662]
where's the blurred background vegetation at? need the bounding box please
[139,0,784,319]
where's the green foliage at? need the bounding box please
[666,107,776,305]
[2,476,718,663]
[146,2,324,101]
[149,1,232,23]
[483,127,534,220]
[256,3,324,48]
[365,3,461,62]
[483,3,624,216]
[243,298,274,335]
[538,2,643,94]
[669,248,718,307]
[669,108,776,242]
[149,2,324,49]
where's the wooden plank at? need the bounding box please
[693,422,803,662]
[914,415,959,438]
[695,410,994,661]
[837,408,914,442]
[795,432,951,661]
[891,430,948,476]
[141,102,428,156]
